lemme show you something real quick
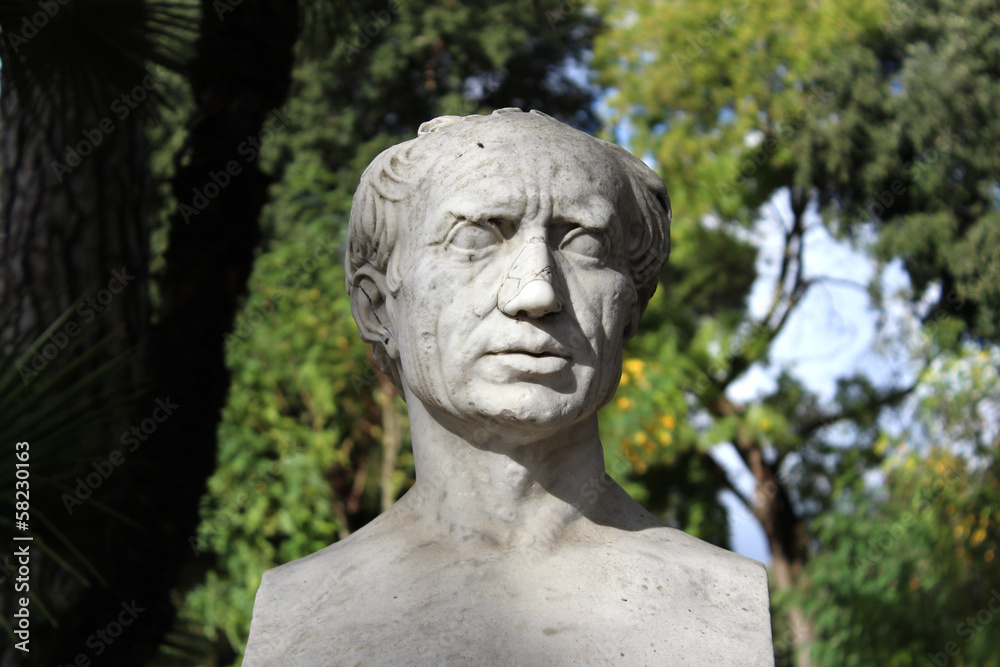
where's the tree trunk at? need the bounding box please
[748,446,813,667]
[0,75,149,372]
[0,69,152,666]
[1,0,301,661]
[136,0,300,658]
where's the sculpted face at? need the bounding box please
[384,124,640,436]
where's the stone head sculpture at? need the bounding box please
[345,108,670,440]
[244,109,774,667]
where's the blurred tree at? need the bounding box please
[0,1,195,664]
[800,0,1000,341]
[791,345,1000,665]
[593,0,999,664]
[0,0,341,663]
[594,1,890,662]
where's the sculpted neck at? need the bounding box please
[399,396,610,550]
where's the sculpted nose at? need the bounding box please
[498,238,563,318]
[502,280,561,318]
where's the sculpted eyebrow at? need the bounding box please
[431,211,498,245]
[442,206,516,228]
[559,199,618,234]
[555,216,606,233]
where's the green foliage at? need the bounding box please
[594,2,1000,664]
[589,2,889,563]
[594,0,884,223]
[180,212,394,655]
[599,334,732,544]
[791,346,1000,665]
[0,306,136,655]
[800,0,1000,339]
[0,0,198,124]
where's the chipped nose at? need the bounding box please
[501,279,561,318]
[498,239,562,318]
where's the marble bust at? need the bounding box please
[244,109,773,666]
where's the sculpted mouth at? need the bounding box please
[490,349,569,359]
[484,348,571,376]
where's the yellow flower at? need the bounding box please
[624,359,645,376]
[617,397,633,410]
[760,418,772,432]
[619,371,630,385]
[659,414,676,430]
[622,441,638,461]
[634,432,648,446]
[971,528,987,546]
[658,431,673,446]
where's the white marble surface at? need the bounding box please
[244,110,773,666]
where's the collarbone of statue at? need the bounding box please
[244,109,774,666]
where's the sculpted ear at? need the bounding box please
[349,265,399,360]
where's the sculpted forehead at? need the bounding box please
[414,117,633,230]
[428,118,626,189]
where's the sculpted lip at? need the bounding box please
[483,345,572,375]
[484,345,571,359]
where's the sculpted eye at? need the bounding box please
[560,228,607,259]
[447,220,503,252]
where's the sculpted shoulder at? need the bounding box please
[582,484,770,600]
[624,522,767,577]
[243,513,407,666]
[614,524,770,607]
[245,516,773,666]
[592,525,773,665]
[252,506,412,591]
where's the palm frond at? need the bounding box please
[0,0,199,128]
[0,302,142,641]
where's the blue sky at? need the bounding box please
[712,194,915,563]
